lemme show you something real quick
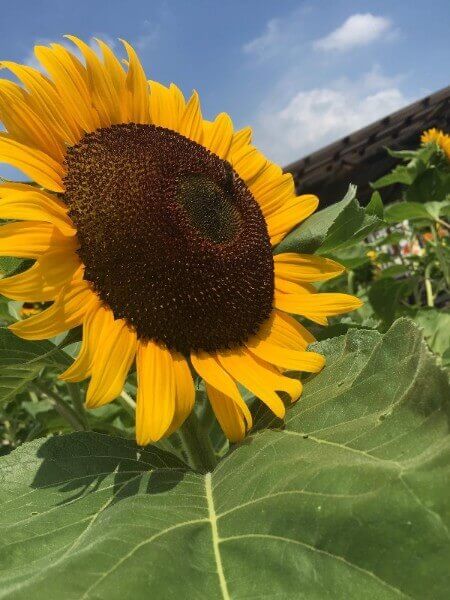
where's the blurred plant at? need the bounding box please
[318,130,450,369]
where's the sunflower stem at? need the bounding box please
[33,381,86,432]
[179,411,217,473]
[118,390,137,417]
[66,382,90,430]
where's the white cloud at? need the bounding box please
[243,18,283,60]
[242,6,311,62]
[134,19,161,51]
[314,13,392,52]
[253,68,410,164]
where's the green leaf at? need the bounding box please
[0,256,23,276]
[406,165,450,204]
[372,144,441,191]
[0,328,71,405]
[384,201,434,223]
[385,144,439,164]
[368,278,412,323]
[365,191,384,219]
[413,308,450,357]
[385,147,419,160]
[0,320,448,599]
[326,244,370,269]
[371,158,426,189]
[378,264,411,279]
[423,200,450,221]
[274,185,383,255]
[0,257,32,278]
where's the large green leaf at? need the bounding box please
[274,185,383,255]
[0,319,448,599]
[0,328,71,405]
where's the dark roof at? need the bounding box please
[284,86,450,207]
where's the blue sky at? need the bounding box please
[0,0,449,179]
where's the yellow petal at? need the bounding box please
[59,303,104,382]
[230,144,268,184]
[273,310,316,348]
[34,44,100,132]
[249,310,313,353]
[0,135,64,192]
[86,311,137,408]
[274,289,363,322]
[216,348,303,418]
[230,126,252,154]
[274,253,345,283]
[204,112,233,159]
[0,82,65,162]
[178,91,203,143]
[0,189,75,236]
[0,61,81,145]
[0,249,80,301]
[9,280,96,340]
[149,80,178,130]
[205,383,247,443]
[0,221,77,259]
[65,35,121,126]
[267,194,319,244]
[136,340,176,445]
[95,38,128,122]
[165,353,195,436]
[190,351,252,430]
[249,168,295,217]
[121,39,149,124]
[246,335,324,373]
[169,83,186,120]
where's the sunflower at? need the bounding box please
[421,128,450,161]
[0,37,361,445]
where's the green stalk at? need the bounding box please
[118,390,137,417]
[33,381,86,431]
[66,382,90,430]
[424,262,435,307]
[347,270,355,296]
[431,222,450,289]
[179,411,217,473]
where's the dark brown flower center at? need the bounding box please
[63,123,274,354]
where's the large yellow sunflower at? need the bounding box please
[0,37,361,445]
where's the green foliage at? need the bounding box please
[372,143,440,189]
[0,328,71,405]
[0,320,448,599]
[322,135,450,362]
[274,184,383,255]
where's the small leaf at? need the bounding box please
[372,158,426,189]
[365,191,384,219]
[384,201,434,223]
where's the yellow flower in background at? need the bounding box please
[0,37,361,445]
[421,128,450,160]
